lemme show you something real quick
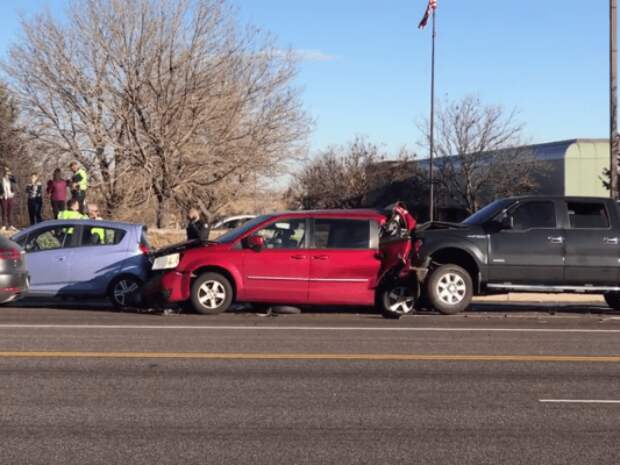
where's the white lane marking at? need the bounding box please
[0,324,619,333]
[539,399,620,404]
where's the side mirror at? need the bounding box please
[500,214,514,230]
[245,235,265,251]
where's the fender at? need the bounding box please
[415,239,489,286]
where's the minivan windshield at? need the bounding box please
[462,199,514,226]
[215,215,274,243]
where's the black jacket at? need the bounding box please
[186,220,210,242]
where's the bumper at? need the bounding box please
[0,271,29,303]
[142,270,191,306]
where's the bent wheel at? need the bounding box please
[380,284,416,318]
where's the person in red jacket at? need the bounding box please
[47,168,68,220]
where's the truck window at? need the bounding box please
[512,202,556,230]
[567,202,609,229]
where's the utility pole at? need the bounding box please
[612,0,618,199]
[428,9,437,221]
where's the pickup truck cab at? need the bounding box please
[147,208,416,316]
[414,196,620,314]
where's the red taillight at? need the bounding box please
[0,248,20,261]
[139,243,150,255]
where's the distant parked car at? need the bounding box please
[12,220,151,308]
[212,215,256,231]
[0,235,28,305]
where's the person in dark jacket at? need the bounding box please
[25,173,44,225]
[186,208,210,242]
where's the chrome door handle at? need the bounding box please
[604,237,619,245]
[547,236,564,244]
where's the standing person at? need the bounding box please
[69,161,88,214]
[186,208,210,242]
[25,173,43,225]
[0,166,17,231]
[47,168,68,219]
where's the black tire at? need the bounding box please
[108,275,143,310]
[379,282,417,318]
[426,264,473,315]
[191,272,233,315]
[604,292,620,310]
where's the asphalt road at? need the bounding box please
[1,302,620,464]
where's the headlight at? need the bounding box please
[152,253,180,271]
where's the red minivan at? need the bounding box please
[148,208,416,317]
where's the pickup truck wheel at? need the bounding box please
[604,292,620,310]
[191,272,233,315]
[427,264,472,315]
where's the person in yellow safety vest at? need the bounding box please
[57,199,86,235]
[69,161,89,214]
[87,204,106,244]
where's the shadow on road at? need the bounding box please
[6,298,619,319]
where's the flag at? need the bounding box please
[418,0,437,30]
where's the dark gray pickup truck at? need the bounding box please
[413,196,620,314]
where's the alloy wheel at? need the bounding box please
[113,279,139,307]
[197,280,227,310]
[436,272,467,306]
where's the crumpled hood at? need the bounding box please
[151,239,209,258]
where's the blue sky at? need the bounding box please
[0,0,611,155]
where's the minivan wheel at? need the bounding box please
[380,284,416,318]
[109,276,143,310]
[191,272,233,315]
[604,292,620,310]
[426,264,473,315]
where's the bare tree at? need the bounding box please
[0,83,34,226]
[6,0,310,226]
[289,137,415,209]
[424,95,547,214]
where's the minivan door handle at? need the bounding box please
[547,236,564,244]
[604,237,619,245]
[290,255,307,260]
[313,255,328,260]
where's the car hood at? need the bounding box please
[151,239,221,258]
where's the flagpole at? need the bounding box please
[428,9,436,221]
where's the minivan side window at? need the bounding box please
[254,219,306,249]
[511,202,556,230]
[567,202,610,229]
[312,219,371,249]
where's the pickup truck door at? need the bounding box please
[307,218,381,306]
[562,200,620,286]
[487,200,564,285]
